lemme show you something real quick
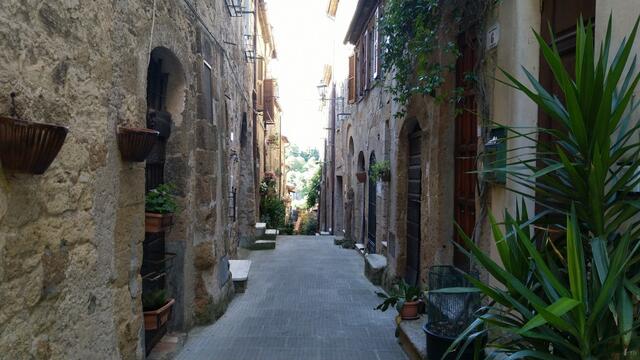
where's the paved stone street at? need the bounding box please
[175,235,407,360]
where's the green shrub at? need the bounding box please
[301,214,318,235]
[279,224,294,235]
[452,17,640,358]
[260,196,286,229]
[305,167,322,208]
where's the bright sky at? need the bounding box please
[267,0,357,156]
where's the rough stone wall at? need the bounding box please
[335,43,457,290]
[338,81,393,251]
[0,0,253,358]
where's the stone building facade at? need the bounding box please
[0,0,276,358]
[324,0,640,289]
[250,2,288,223]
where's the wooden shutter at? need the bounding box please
[373,7,380,79]
[363,31,369,90]
[348,54,356,104]
[256,80,264,111]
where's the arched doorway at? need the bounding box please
[405,123,421,286]
[142,46,185,354]
[367,152,377,253]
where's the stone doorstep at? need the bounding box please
[365,254,387,270]
[319,231,331,236]
[364,254,387,286]
[229,260,251,281]
[147,332,188,360]
[249,240,276,250]
[261,229,278,240]
[355,243,365,256]
[398,319,427,360]
[255,223,267,238]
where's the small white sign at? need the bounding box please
[487,24,500,50]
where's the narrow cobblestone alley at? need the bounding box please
[175,236,407,360]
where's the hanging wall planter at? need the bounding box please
[117,127,159,162]
[356,171,367,183]
[0,116,68,175]
[143,296,176,330]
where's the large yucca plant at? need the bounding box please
[452,16,640,359]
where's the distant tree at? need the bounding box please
[307,148,320,161]
[305,166,322,209]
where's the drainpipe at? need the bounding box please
[278,111,282,197]
[330,85,336,235]
[252,0,260,219]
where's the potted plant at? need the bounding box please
[142,289,175,331]
[145,183,178,233]
[0,93,68,174]
[355,171,367,183]
[370,160,391,182]
[375,279,421,320]
[117,126,159,162]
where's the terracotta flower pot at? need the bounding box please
[0,116,68,174]
[143,298,175,331]
[117,127,159,162]
[145,212,174,233]
[400,300,420,320]
[356,171,367,183]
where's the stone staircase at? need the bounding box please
[242,223,277,250]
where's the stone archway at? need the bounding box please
[142,46,187,352]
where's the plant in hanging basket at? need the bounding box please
[0,116,68,174]
[370,160,391,182]
[355,171,367,183]
[145,183,178,233]
[117,127,159,162]
[142,289,175,331]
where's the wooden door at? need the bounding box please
[453,34,477,270]
[367,153,377,253]
[539,0,596,135]
[537,0,595,221]
[405,126,422,286]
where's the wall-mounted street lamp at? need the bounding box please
[316,83,328,100]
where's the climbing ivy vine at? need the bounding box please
[379,0,495,117]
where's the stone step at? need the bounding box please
[261,229,278,240]
[255,222,266,238]
[355,243,365,256]
[229,260,251,293]
[364,254,387,286]
[398,319,427,360]
[247,240,276,250]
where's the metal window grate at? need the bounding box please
[229,187,237,221]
